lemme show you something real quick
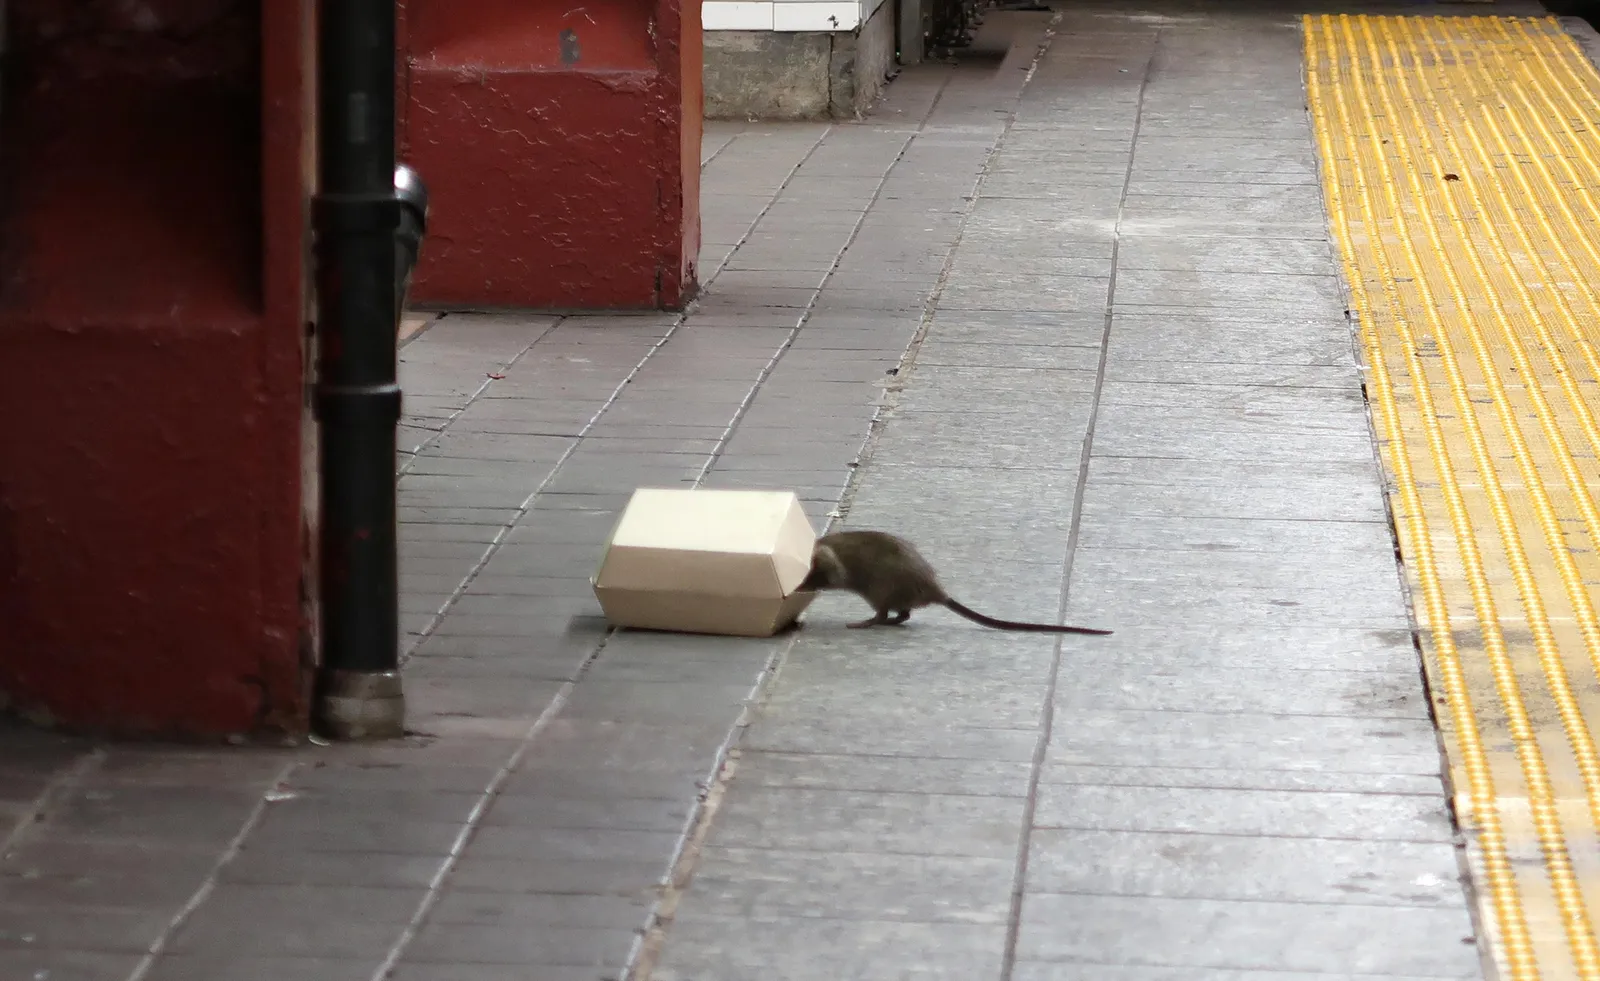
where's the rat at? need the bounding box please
[796,530,1113,635]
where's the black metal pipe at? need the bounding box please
[312,0,405,737]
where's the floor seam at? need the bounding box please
[998,16,1160,981]
[624,62,983,981]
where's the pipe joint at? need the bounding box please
[313,192,403,237]
[312,382,403,427]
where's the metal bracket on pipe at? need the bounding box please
[394,164,429,314]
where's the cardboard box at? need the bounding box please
[592,488,819,637]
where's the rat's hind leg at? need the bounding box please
[848,608,895,629]
[887,610,911,625]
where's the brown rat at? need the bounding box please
[797,529,1113,635]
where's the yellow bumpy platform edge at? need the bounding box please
[1305,14,1600,981]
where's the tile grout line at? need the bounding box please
[698,124,745,169]
[705,781,1456,801]
[617,640,803,981]
[1005,827,1460,846]
[741,747,1445,769]
[998,17,1161,981]
[363,683,583,981]
[394,318,563,479]
[699,128,837,285]
[0,748,105,859]
[625,65,977,981]
[824,66,1046,530]
[123,761,300,981]
[693,100,950,485]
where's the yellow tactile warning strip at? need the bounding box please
[1305,14,1600,981]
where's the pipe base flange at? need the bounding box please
[314,668,405,740]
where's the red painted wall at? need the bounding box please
[401,0,702,310]
[0,0,316,737]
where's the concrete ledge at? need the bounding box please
[705,0,897,119]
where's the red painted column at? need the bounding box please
[401,0,702,310]
[0,1,317,737]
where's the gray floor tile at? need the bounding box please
[0,900,179,952]
[1053,662,1429,718]
[1066,545,1408,625]
[1090,419,1375,464]
[1075,512,1391,553]
[1045,708,1446,775]
[220,848,446,890]
[1095,379,1365,413]
[1070,539,1403,591]
[448,854,666,898]
[911,340,1103,371]
[554,679,755,726]
[731,751,1035,798]
[1117,232,1340,275]
[780,627,1058,681]
[466,826,684,866]
[163,922,400,962]
[685,846,1016,923]
[1080,457,1388,522]
[862,430,1090,472]
[403,921,634,967]
[1031,783,1454,842]
[741,710,1040,762]
[653,914,1008,981]
[1038,764,1449,797]
[426,891,654,931]
[1026,828,1464,905]
[1106,318,1356,368]
[143,957,375,981]
[760,670,1047,729]
[706,785,1026,860]
[1115,268,1344,310]
[1016,894,1479,976]
[1095,398,1367,437]
[1102,358,1361,388]
[479,792,693,834]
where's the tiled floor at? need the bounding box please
[0,4,1514,980]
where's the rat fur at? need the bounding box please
[797,530,1113,635]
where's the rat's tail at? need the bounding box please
[942,599,1113,635]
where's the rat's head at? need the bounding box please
[798,542,848,592]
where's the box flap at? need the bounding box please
[596,488,817,599]
[609,487,800,554]
[770,497,818,593]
